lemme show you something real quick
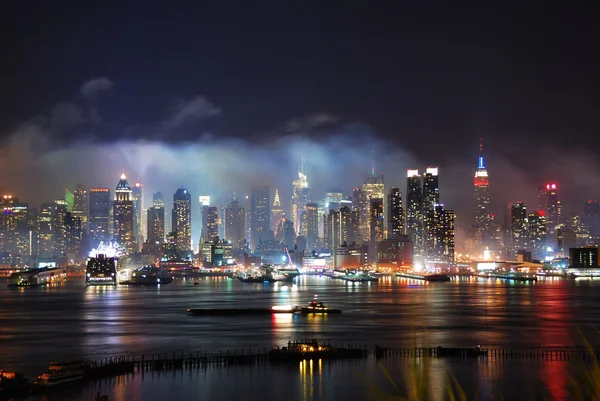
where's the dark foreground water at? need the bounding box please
[2,275,600,400]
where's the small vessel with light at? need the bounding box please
[186,305,301,315]
[269,339,366,361]
[7,267,67,287]
[300,296,342,314]
[33,361,90,390]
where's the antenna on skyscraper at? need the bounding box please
[301,148,305,175]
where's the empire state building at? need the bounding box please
[473,139,490,244]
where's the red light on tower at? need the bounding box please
[537,210,546,217]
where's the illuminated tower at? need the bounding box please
[423,167,440,255]
[511,202,528,255]
[361,154,385,242]
[89,187,110,247]
[427,205,455,263]
[528,210,547,259]
[538,183,561,233]
[406,170,423,257]
[132,181,143,248]
[147,192,165,244]
[305,202,319,250]
[113,174,135,253]
[201,205,219,243]
[271,189,285,232]
[172,188,192,253]
[387,187,403,238]
[474,139,491,245]
[292,172,311,235]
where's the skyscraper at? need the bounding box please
[305,203,319,250]
[292,172,311,235]
[201,205,219,243]
[250,186,270,251]
[113,174,135,253]
[323,206,359,252]
[406,170,423,257]
[132,181,143,248]
[387,187,403,239]
[528,210,547,259]
[271,189,285,232]
[426,205,455,263]
[361,170,385,242]
[38,203,55,259]
[585,200,600,243]
[511,202,528,254]
[172,188,192,253]
[72,184,88,232]
[369,197,384,243]
[225,196,245,250]
[147,192,165,244]
[474,139,491,247]
[538,183,561,232]
[422,167,440,212]
[89,187,110,246]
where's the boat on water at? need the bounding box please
[269,339,367,361]
[300,297,342,314]
[395,272,451,282]
[187,305,301,315]
[86,255,117,286]
[0,370,29,397]
[120,266,173,285]
[33,361,90,391]
[332,270,379,282]
[7,267,67,287]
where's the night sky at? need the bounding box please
[1,2,599,238]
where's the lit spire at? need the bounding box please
[478,138,485,169]
[120,173,127,180]
[301,148,305,175]
[273,188,281,207]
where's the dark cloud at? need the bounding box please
[161,96,221,130]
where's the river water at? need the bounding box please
[1,275,599,400]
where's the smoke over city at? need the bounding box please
[1,79,600,249]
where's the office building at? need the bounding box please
[147,197,165,244]
[89,188,110,246]
[528,211,547,260]
[225,196,245,250]
[250,186,270,251]
[292,172,311,235]
[271,189,285,232]
[172,188,192,253]
[406,170,423,256]
[424,205,455,263]
[72,185,88,232]
[201,205,219,243]
[538,183,562,232]
[304,203,319,250]
[511,202,528,254]
[387,187,403,239]
[132,181,143,248]
[113,174,135,253]
[473,139,491,247]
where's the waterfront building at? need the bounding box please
[172,188,192,253]
[584,200,600,245]
[555,227,577,258]
[424,205,455,263]
[387,187,403,239]
[88,187,110,247]
[406,169,423,257]
[113,174,135,254]
[376,235,414,268]
[569,247,599,268]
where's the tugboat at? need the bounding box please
[269,339,367,361]
[300,296,342,314]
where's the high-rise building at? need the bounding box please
[113,174,135,253]
[406,170,423,257]
[584,200,600,243]
[424,205,455,263]
[153,192,165,207]
[89,188,110,247]
[53,200,68,257]
[250,186,270,251]
[201,205,219,243]
[0,195,32,264]
[72,185,88,232]
[387,187,403,239]
[511,202,528,254]
[362,171,385,242]
[528,211,547,260]
[132,181,143,248]
[271,189,284,232]
[282,219,295,251]
[172,188,192,253]
[369,197,384,243]
[147,193,165,244]
[64,212,82,258]
[323,206,359,252]
[292,172,311,235]
[225,196,245,250]
[422,167,440,212]
[474,139,491,247]
[304,203,319,250]
[38,203,55,260]
[538,183,561,232]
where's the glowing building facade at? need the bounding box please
[72,184,88,232]
[292,172,311,235]
[406,170,423,257]
[511,202,528,255]
[132,181,143,248]
[474,140,491,249]
[172,188,192,253]
[113,174,135,254]
[147,192,165,244]
[538,183,562,233]
[387,187,403,239]
[271,189,284,232]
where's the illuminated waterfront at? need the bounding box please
[2,275,600,400]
